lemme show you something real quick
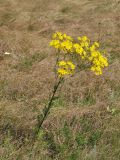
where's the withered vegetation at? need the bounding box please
[0,0,120,159]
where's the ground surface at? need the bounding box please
[0,0,120,159]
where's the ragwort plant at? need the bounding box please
[36,32,108,134]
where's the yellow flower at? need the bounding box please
[77,36,81,41]
[81,42,85,47]
[49,40,60,49]
[66,36,73,41]
[83,51,86,57]
[81,36,88,42]
[67,61,75,70]
[91,51,98,58]
[91,66,102,75]
[58,61,67,66]
[50,32,109,76]
[73,43,84,55]
[90,45,96,52]
[73,43,80,49]
[52,33,57,39]
[61,40,73,52]
[94,42,99,48]
[50,32,74,52]
[57,60,75,77]
[84,42,89,48]
[58,68,69,76]
[63,33,67,39]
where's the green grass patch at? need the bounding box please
[14,52,47,72]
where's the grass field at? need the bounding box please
[0,0,120,159]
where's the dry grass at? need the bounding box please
[0,0,120,159]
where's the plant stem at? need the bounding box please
[36,78,63,133]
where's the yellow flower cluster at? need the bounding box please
[89,43,108,75]
[50,32,108,76]
[50,32,73,52]
[73,36,90,59]
[57,61,75,77]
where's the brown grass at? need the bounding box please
[0,0,120,159]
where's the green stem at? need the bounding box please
[36,78,63,133]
